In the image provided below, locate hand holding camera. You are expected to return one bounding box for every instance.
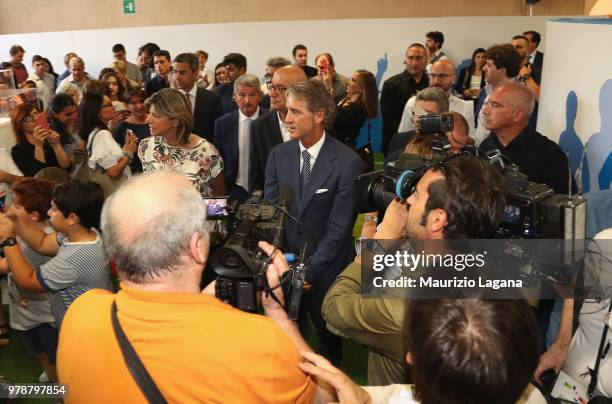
[32,126,49,147]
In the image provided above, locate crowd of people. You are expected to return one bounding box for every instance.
[0,28,609,403]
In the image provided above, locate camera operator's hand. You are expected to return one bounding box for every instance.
[299,351,371,404]
[259,241,290,314]
[374,198,408,240]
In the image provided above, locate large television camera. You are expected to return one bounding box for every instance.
[209,186,307,320]
[354,114,585,241]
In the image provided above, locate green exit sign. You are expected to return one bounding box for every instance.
[123,0,135,14]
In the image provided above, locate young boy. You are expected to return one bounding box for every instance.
[0,180,113,329]
[0,178,58,381]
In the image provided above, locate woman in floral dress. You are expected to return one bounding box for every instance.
[138,88,225,196]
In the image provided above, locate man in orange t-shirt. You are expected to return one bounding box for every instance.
[57,171,325,403]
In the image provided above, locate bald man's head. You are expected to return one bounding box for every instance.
[269,65,307,111]
[101,171,209,283]
[482,82,535,132]
[496,82,535,120]
[430,60,457,93]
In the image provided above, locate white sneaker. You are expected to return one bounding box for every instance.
[38,371,50,383]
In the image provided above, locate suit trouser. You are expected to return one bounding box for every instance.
[297,278,343,366]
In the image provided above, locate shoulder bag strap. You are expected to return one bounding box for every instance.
[111,301,168,404]
[87,129,102,158]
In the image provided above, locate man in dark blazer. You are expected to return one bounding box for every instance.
[214,74,267,203]
[216,53,247,115]
[250,65,307,192]
[523,30,544,70]
[380,43,429,156]
[173,53,222,144]
[264,80,363,366]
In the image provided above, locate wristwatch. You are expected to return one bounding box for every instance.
[0,237,17,248]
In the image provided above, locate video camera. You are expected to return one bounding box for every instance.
[354,114,585,241]
[208,186,307,320]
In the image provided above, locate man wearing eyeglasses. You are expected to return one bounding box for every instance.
[397,60,475,137]
[249,66,307,193]
[480,82,574,195]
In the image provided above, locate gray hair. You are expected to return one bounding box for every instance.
[174,52,199,72]
[266,56,292,68]
[416,87,449,113]
[101,171,209,284]
[233,74,261,93]
[499,81,535,121]
[287,79,336,129]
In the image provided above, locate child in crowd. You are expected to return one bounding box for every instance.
[0,178,58,382]
[0,180,113,329]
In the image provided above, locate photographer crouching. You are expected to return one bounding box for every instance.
[57,171,333,403]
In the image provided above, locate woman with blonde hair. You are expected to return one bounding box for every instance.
[138,88,225,196]
[111,60,138,95]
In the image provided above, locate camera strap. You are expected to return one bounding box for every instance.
[111,301,168,404]
[587,298,612,399]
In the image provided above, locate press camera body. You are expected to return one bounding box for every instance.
[354,113,585,241]
[209,189,306,320]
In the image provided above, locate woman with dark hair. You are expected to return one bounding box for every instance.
[100,71,127,111]
[454,48,486,103]
[333,69,378,148]
[42,58,58,83]
[47,93,78,156]
[209,63,228,91]
[77,93,138,184]
[113,88,150,173]
[10,103,70,176]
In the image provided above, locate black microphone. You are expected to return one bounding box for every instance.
[273,185,293,248]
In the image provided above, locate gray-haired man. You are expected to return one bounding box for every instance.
[214,74,268,203]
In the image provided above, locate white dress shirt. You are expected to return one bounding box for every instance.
[236,107,260,189]
[180,85,198,115]
[28,72,55,111]
[397,94,475,137]
[299,132,326,173]
[277,111,292,142]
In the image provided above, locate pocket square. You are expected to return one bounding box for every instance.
[315,188,328,194]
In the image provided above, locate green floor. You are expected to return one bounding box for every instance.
[0,152,383,397]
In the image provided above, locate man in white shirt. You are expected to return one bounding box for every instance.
[474,44,522,145]
[425,31,449,73]
[28,55,55,111]
[55,57,91,98]
[214,74,266,203]
[112,43,142,83]
[172,53,222,144]
[398,60,474,137]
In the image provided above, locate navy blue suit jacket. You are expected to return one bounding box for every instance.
[213,108,268,191]
[264,135,363,285]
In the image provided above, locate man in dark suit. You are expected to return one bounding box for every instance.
[523,30,544,70]
[216,53,247,115]
[249,65,307,192]
[264,79,363,366]
[380,43,429,155]
[173,53,222,144]
[214,74,267,203]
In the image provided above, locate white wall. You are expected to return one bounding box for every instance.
[0,16,553,82]
[538,18,612,192]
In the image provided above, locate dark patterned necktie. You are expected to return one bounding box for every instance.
[300,150,311,195]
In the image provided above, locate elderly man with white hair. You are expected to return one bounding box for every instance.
[57,171,330,404]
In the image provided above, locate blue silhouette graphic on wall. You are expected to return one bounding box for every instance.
[559,91,590,192]
[584,79,612,191]
[355,53,388,153]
